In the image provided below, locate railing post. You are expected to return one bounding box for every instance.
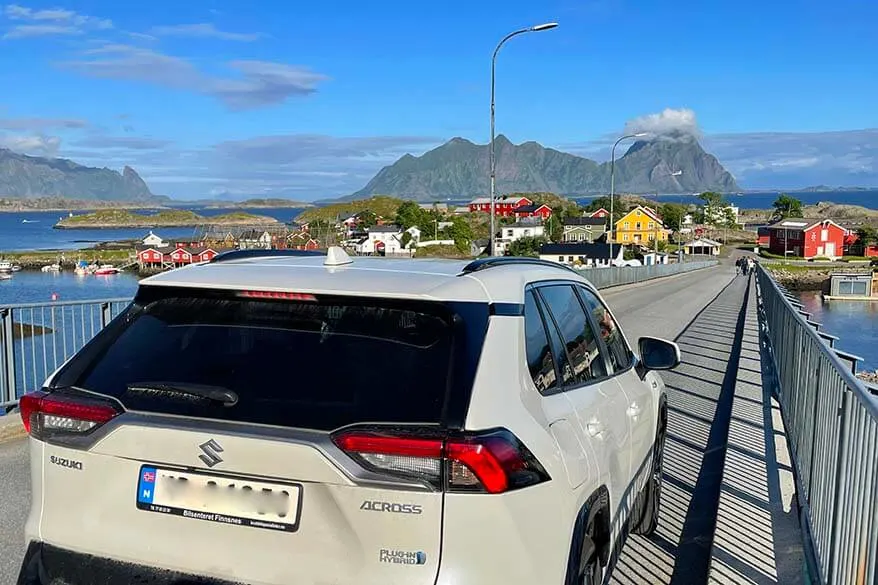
[100,302,112,329]
[1,308,15,405]
[827,390,851,583]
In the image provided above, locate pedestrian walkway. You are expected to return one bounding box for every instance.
[609,276,805,584]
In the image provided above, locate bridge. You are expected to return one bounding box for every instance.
[0,260,876,585]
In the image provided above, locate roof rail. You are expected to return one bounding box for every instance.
[209,249,325,264]
[459,256,580,275]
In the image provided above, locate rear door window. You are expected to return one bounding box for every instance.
[63,290,465,431]
[576,287,632,373]
[523,290,558,394]
[537,285,608,385]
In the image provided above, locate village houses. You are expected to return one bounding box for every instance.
[562,217,607,243]
[613,205,670,244]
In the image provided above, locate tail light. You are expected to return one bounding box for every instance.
[332,428,550,494]
[19,390,121,443]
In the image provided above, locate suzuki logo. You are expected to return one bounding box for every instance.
[198,439,224,467]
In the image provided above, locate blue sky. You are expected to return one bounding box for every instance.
[0,0,876,199]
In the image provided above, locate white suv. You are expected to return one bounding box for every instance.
[17,247,678,585]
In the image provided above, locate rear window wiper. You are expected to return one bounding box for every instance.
[125,382,239,407]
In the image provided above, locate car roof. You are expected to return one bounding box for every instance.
[138,250,595,304]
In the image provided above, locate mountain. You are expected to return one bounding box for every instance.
[349,134,739,201]
[0,149,158,201]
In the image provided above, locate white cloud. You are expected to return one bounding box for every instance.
[150,23,263,42]
[2,3,112,38]
[62,44,328,110]
[624,107,701,139]
[0,116,87,130]
[0,133,61,156]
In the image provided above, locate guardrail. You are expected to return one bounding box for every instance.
[0,298,130,408]
[0,259,718,408]
[582,259,718,289]
[756,265,878,585]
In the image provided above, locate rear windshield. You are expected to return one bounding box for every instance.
[60,289,468,431]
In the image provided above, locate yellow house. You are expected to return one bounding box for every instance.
[613,205,670,244]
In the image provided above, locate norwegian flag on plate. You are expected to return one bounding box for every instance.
[142,470,156,483]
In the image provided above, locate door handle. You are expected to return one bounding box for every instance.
[627,403,641,417]
[586,421,604,437]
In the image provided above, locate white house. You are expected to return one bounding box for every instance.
[141,231,167,248]
[683,238,722,256]
[704,204,741,226]
[404,226,422,248]
[494,222,545,255]
[353,225,406,255]
[238,230,272,250]
[538,243,625,268]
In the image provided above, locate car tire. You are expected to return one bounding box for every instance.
[582,551,602,585]
[633,423,666,536]
[580,517,603,585]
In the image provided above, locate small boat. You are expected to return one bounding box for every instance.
[94,264,120,275]
[41,263,61,273]
[21,219,39,223]
[11,265,21,272]
[0,261,12,273]
[0,273,11,280]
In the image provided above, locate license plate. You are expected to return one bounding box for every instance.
[136,466,302,532]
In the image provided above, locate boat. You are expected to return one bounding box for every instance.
[94,264,121,275]
[0,273,11,280]
[0,261,12,273]
[41,263,61,273]
[11,265,21,271]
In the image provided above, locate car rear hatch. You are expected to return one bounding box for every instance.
[23,286,492,585]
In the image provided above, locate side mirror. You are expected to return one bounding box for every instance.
[638,336,681,370]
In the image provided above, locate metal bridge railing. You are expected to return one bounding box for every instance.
[756,265,878,585]
[582,259,718,289]
[0,260,718,408]
[0,298,131,408]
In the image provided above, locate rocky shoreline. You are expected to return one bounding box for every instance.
[857,370,878,388]
[764,268,832,291]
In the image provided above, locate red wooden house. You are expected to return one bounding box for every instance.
[468,196,532,217]
[590,208,610,219]
[767,219,846,259]
[513,203,552,220]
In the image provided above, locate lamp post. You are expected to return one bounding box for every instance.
[608,132,648,243]
[489,22,558,256]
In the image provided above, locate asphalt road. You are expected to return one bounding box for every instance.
[0,439,29,584]
[0,263,734,584]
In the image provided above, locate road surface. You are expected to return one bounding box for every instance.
[0,263,737,584]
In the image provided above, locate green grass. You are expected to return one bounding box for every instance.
[294,196,407,223]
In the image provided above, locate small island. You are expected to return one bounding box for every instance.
[54,209,281,229]
[204,198,314,209]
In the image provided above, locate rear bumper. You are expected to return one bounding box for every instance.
[17,541,244,585]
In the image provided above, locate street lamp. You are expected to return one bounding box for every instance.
[489,22,558,256]
[608,132,648,243]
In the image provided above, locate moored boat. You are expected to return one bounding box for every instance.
[94,264,121,275]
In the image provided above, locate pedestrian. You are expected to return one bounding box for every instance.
[735,257,742,276]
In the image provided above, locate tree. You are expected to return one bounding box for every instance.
[358,210,378,228]
[772,194,804,220]
[584,196,612,213]
[508,236,547,257]
[400,231,413,248]
[446,217,473,254]
[721,206,740,230]
[395,201,426,229]
[698,192,725,227]
[659,203,686,233]
[856,226,878,254]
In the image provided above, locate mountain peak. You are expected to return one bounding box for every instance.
[347,135,739,201]
[0,152,157,201]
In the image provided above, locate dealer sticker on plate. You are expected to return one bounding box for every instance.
[136,466,302,532]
